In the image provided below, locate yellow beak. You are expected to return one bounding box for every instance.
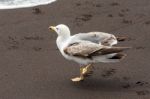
[49,26,55,31]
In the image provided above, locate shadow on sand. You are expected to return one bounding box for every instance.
[70,78,130,92]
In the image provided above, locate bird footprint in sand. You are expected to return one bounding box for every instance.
[135,81,149,86]
[101,68,116,78]
[75,14,93,26]
[122,19,133,24]
[110,2,120,6]
[32,8,42,14]
[136,90,150,95]
[7,36,19,50]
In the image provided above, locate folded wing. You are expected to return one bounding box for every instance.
[64,41,129,59]
[72,32,118,46]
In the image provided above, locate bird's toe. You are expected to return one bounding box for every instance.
[71,77,84,82]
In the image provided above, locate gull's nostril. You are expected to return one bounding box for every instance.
[49,26,56,31]
[49,27,52,30]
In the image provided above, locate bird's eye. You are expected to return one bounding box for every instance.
[56,28,59,30]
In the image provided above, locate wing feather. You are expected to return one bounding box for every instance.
[72,32,117,46]
[90,47,130,56]
[64,41,130,58]
[64,41,102,57]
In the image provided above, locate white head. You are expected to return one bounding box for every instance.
[49,24,71,37]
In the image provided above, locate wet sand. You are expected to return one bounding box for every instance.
[0,0,150,99]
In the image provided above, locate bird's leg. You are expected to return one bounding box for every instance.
[71,64,93,82]
[80,64,94,77]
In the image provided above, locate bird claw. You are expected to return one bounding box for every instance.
[71,64,94,82]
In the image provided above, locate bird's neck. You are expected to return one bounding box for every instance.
[56,35,70,50]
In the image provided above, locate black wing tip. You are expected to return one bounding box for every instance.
[116,36,128,41]
[109,53,127,60]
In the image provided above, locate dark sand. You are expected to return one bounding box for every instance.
[0,0,150,99]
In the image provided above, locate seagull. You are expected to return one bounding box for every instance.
[49,24,129,82]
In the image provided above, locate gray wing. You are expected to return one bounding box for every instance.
[71,32,117,46]
[64,41,102,57]
[64,41,129,58]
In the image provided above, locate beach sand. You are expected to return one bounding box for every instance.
[0,0,150,98]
